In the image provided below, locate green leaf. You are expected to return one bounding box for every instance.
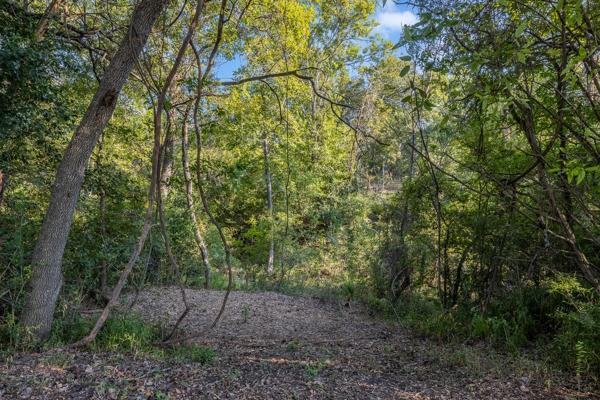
[423,100,434,110]
[515,21,527,37]
[400,65,410,77]
[576,169,586,185]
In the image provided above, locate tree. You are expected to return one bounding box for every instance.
[21,0,169,340]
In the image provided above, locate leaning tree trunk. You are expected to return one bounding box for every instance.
[34,0,63,41]
[21,0,168,341]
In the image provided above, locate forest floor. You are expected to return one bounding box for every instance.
[1,287,597,399]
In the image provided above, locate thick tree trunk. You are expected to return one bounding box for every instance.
[21,0,168,340]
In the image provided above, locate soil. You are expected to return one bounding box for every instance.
[1,287,598,399]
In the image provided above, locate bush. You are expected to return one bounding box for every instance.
[548,276,600,379]
[0,311,31,352]
[472,287,560,351]
[92,314,161,353]
[385,293,465,341]
[373,275,600,381]
[553,303,600,379]
[48,310,95,346]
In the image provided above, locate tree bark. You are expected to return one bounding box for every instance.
[73,0,206,347]
[160,129,174,198]
[34,0,63,41]
[0,170,6,207]
[181,115,212,287]
[21,0,168,340]
[262,137,275,275]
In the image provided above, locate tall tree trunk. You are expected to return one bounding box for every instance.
[73,0,206,347]
[262,137,275,275]
[181,115,212,287]
[96,133,109,301]
[160,129,174,199]
[0,169,6,207]
[21,0,168,340]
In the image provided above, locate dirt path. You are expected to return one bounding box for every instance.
[1,287,596,399]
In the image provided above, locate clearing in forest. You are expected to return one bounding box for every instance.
[1,287,596,399]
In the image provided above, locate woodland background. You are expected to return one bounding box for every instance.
[1,0,600,385]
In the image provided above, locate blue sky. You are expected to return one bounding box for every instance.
[373,2,419,42]
[216,1,419,79]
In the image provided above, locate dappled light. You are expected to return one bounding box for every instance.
[1,0,600,398]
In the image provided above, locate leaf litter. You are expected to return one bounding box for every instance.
[1,287,597,399]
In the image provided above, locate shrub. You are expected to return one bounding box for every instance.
[92,314,160,353]
[48,310,94,346]
[553,304,600,379]
[372,275,600,383]
[548,275,600,379]
[0,311,31,352]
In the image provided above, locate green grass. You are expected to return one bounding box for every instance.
[167,344,215,364]
[1,309,216,366]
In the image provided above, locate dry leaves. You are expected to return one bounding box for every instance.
[1,287,597,399]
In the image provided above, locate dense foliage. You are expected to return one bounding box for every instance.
[1,0,599,383]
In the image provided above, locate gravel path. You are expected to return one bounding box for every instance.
[1,287,597,399]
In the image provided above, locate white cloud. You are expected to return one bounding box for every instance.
[377,10,419,31]
[373,3,419,42]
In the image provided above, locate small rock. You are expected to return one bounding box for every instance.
[108,388,118,399]
[19,387,32,399]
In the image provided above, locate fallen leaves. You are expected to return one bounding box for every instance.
[0,287,597,399]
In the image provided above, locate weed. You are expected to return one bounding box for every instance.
[227,368,241,380]
[304,358,329,379]
[167,344,215,365]
[92,314,159,354]
[40,351,74,369]
[241,305,251,323]
[154,391,170,400]
[305,363,321,378]
[287,338,302,351]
